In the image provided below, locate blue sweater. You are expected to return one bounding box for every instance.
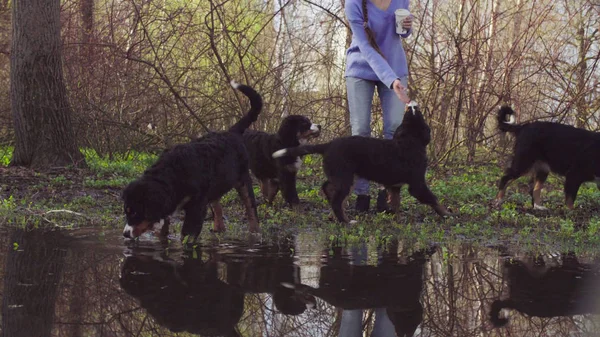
[345,0,411,89]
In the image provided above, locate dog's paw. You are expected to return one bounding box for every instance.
[491,198,503,209]
[445,207,458,217]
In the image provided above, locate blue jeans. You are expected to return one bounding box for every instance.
[346,76,408,195]
[339,244,397,337]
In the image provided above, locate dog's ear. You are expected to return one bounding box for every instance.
[278,115,302,145]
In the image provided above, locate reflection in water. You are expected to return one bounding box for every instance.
[491,252,600,327]
[0,227,600,336]
[289,242,432,337]
[120,254,244,336]
[2,229,69,337]
[218,235,317,316]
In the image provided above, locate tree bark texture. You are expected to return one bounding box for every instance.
[80,0,94,65]
[10,0,85,169]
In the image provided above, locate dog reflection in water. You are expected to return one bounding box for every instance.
[284,243,434,337]
[490,252,600,327]
[120,254,244,336]
[119,243,315,335]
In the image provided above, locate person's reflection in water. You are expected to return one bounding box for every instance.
[289,240,431,337]
[337,242,426,337]
[119,251,244,336]
[221,235,316,316]
[338,243,398,337]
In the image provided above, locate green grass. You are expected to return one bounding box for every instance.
[1,146,600,253]
[82,148,157,178]
[0,146,12,167]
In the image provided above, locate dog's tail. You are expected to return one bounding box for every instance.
[272,143,330,159]
[497,105,521,134]
[228,81,263,134]
[490,299,512,327]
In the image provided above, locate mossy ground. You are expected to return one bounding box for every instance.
[1,146,600,254]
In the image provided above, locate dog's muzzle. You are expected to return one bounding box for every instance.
[123,224,135,238]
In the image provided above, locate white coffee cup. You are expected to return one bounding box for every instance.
[395,9,411,35]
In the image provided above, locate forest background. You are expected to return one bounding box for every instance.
[2,0,598,165]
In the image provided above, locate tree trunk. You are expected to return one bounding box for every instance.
[80,0,94,65]
[10,0,85,169]
[575,21,589,128]
[504,0,523,115]
[2,230,69,337]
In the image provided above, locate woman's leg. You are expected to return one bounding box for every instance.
[346,77,376,199]
[378,76,408,139]
[338,244,369,337]
[371,308,397,337]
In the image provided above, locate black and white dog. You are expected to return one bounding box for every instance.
[122,81,262,241]
[244,115,320,207]
[273,102,453,223]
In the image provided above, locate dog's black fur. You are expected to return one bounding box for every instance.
[496,106,600,210]
[122,81,262,240]
[244,115,321,207]
[120,254,243,336]
[490,253,600,327]
[273,103,452,223]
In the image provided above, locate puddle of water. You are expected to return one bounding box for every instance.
[0,227,599,336]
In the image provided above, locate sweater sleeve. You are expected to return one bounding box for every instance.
[345,1,399,88]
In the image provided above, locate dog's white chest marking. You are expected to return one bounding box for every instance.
[299,138,308,145]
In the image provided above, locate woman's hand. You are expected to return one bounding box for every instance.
[392,79,410,104]
[402,16,413,30]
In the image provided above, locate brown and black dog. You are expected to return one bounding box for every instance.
[122,81,262,241]
[495,106,600,210]
[273,102,452,223]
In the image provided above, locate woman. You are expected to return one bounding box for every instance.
[345,0,412,213]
